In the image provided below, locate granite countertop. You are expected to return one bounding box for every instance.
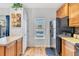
[58,35,79,45]
[0,35,23,46]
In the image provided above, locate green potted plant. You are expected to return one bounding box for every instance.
[11,3,23,10]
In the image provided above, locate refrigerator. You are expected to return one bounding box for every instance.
[56,18,62,55]
[50,20,56,48]
[50,18,62,55]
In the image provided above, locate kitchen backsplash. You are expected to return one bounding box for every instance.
[75,27,79,33]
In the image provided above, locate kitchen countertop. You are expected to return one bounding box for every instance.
[0,35,23,46]
[59,35,79,45]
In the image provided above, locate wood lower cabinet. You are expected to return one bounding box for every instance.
[61,39,65,56]
[0,38,23,56]
[5,41,16,56]
[16,38,22,56]
[61,39,76,56]
[0,46,5,56]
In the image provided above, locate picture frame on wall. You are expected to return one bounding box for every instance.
[11,13,21,27]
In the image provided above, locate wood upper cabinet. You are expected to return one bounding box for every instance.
[69,3,79,27]
[5,41,16,56]
[57,3,79,27]
[56,3,69,18]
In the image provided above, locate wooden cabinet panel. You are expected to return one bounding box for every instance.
[69,3,79,18]
[5,41,16,56]
[16,38,22,56]
[61,39,65,56]
[61,39,76,56]
[57,3,79,27]
[64,41,75,56]
[57,3,68,18]
[69,3,79,27]
[0,46,4,56]
[0,37,23,56]
[61,4,69,17]
[65,46,75,56]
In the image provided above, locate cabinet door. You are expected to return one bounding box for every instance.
[57,3,68,18]
[0,46,4,56]
[61,39,65,56]
[61,39,76,56]
[61,3,69,18]
[69,3,79,27]
[5,41,16,56]
[16,38,22,56]
[64,41,75,56]
[65,46,75,56]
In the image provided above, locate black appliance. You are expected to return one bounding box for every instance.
[50,21,53,38]
[61,16,69,27]
[56,17,62,55]
[61,16,75,37]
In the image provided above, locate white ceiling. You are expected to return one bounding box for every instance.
[0,3,63,16]
[23,3,63,8]
[0,3,63,9]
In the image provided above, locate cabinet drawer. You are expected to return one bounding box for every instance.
[65,41,75,49]
[64,46,75,56]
